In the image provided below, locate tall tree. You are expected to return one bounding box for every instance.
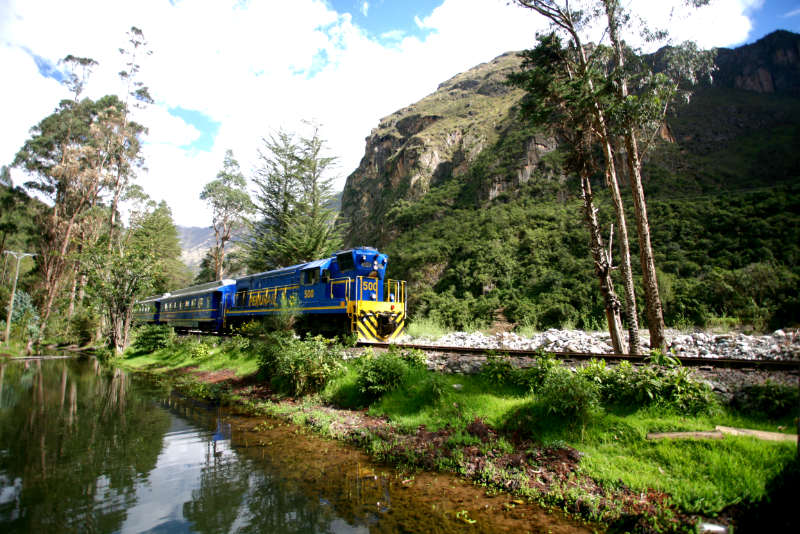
[509,33,628,352]
[246,126,343,270]
[106,26,153,248]
[200,150,254,280]
[84,200,186,354]
[514,0,713,352]
[599,0,714,351]
[272,125,343,264]
[513,0,642,353]
[13,95,139,338]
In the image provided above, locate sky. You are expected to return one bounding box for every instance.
[1,0,798,228]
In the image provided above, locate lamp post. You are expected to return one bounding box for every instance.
[3,251,35,346]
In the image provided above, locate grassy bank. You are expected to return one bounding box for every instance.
[119,326,799,532]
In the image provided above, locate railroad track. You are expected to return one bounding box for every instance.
[358,342,800,371]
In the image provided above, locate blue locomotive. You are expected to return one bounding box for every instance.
[134,247,406,342]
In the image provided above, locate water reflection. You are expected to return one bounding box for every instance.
[0,360,170,532]
[0,361,589,534]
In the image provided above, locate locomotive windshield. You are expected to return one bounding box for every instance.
[336,251,355,271]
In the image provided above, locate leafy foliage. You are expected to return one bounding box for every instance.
[356,349,411,400]
[538,366,601,422]
[257,333,345,396]
[132,324,175,353]
[199,149,254,282]
[246,126,343,271]
[579,359,715,414]
[730,380,799,420]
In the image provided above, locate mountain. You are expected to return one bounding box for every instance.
[340,31,800,331]
[177,226,215,272]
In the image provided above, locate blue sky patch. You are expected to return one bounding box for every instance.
[167,107,220,151]
[25,48,65,82]
[328,0,437,43]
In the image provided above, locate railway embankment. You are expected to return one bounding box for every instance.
[119,327,800,533]
[407,328,799,360]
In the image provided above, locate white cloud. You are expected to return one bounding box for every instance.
[361,2,369,17]
[784,7,800,18]
[1,0,762,227]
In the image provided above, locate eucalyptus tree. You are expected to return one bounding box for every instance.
[201,149,254,281]
[509,33,627,352]
[106,26,153,245]
[514,0,714,351]
[512,0,642,353]
[598,0,714,351]
[13,95,138,337]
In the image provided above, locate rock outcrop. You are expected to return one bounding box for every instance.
[714,30,800,95]
[341,52,561,246]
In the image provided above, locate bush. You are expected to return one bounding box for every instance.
[356,350,410,400]
[258,333,344,396]
[189,340,211,359]
[132,324,175,353]
[481,350,559,392]
[65,307,99,346]
[579,359,715,415]
[731,380,799,419]
[537,366,600,422]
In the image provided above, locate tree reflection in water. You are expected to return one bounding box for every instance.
[0,360,171,533]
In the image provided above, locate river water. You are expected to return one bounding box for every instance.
[0,359,590,533]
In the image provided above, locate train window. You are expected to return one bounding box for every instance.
[191,298,196,308]
[337,252,355,271]
[301,269,319,285]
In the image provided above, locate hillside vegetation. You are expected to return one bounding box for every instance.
[344,32,800,333]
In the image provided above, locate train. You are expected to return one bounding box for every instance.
[133,247,406,342]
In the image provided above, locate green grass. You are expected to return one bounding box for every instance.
[0,339,28,357]
[322,363,798,517]
[121,338,259,377]
[369,371,531,433]
[571,406,796,513]
[404,316,451,339]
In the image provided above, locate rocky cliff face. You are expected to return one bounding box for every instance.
[341,52,563,246]
[341,31,800,248]
[714,30,800,94]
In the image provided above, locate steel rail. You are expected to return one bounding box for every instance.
[357,341,800,371]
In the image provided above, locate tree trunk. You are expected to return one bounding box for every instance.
[67,268,78,318]
[604,0,667,352]
[580,174,627,353]
[600,139,642,354]
[624,136,666,352]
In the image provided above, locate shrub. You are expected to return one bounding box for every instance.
[189,340,211,359]
[731,380,799,419]
[221,335,250,352]
[481,351,559,392]
[537,366,600,423]
[356,350,409,400]
[480,353,518,386]
[580,359,715,415]
[66,307,99,346]
[258,333,344,396]
[132,324,175,353]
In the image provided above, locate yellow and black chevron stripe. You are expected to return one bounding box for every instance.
[355,311,405,342]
